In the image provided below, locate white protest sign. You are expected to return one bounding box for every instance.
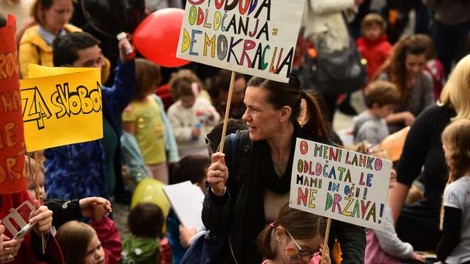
[177,0,305,83]
[289,138,392,230]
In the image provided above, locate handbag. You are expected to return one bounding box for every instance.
[304,38,368,96]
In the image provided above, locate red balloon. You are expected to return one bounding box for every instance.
[133,8,190,68]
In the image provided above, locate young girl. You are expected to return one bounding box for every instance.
[167,69,220,157]
[436,119,470,263]
[362,144,425,264]
[257,203,330,264]
[122,58,179,183]
[56,214,121,264]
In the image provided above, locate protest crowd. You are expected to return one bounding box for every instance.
[0,0,469,263]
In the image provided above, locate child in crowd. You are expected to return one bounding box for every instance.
[26,154,113,230]
[122,58,178,184]
[122,202,165,264]
[257,203,329,264]
[56,217,121,264]
[167,69,220,157]
[436,119,470,263]
[362,143,425,264]
[167,154,211,263]
[415,34,445,100]
[353,81,400,145]
[356,13,392,82]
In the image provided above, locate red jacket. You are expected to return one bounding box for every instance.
[91,217,122,264]
[356,35,392,81]
[1,190,64,264]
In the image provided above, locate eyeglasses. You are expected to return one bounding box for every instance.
[284,228,320,260]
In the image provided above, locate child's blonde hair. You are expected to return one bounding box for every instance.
[361,13,387,34]
[441,119,470,183]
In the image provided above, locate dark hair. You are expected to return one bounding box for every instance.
[128,202,164,239]
[0,13,6,27]
[134,58,162,101]
[247,75,329,138]
[207,69,245,100]
[375,35,427,99]
[414,34,437,60]
[52,31,100,67]
[56,221,96,264]
[258,203,327,259]
[170,154,211,185]
[206,119,248,152]
[441,119,470,183]
[365,80,400,107]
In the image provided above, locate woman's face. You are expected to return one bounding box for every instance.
[242,86,281,141]
[43,0,73,34]
[405,53,426,77]
[85,232,105,264]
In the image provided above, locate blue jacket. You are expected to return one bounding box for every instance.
[45,61,136,199]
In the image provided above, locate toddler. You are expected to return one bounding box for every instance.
[167,69,220,157]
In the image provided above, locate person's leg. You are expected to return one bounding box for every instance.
[318,93,337,124]
[395,213,442,251]
[432,20,455,76]
[453,21,470,68]
[146,162,169,184]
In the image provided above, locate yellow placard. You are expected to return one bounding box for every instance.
[20,65,103,152]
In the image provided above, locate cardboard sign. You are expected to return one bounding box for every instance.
[20,65,103,152]
[177,0,305,83]
[162,181,205,231]
[0,14,27,194]
[289,139,392,230]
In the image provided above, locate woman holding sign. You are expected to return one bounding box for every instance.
[203,76,365,264]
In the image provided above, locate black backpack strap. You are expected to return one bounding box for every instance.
[227,130,251,192]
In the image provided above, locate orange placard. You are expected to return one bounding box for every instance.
[0,14,27,194]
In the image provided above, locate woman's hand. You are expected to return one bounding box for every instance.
[0,235,23,264]
[207,152,228,196]
[411,251,425,263]
[30,200,52,235]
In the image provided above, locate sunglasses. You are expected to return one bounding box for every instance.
[284,228,320,260]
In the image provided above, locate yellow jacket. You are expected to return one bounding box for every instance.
[18,24,111,82]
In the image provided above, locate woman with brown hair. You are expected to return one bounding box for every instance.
[375,35,434,133]
[204,75,365,264]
